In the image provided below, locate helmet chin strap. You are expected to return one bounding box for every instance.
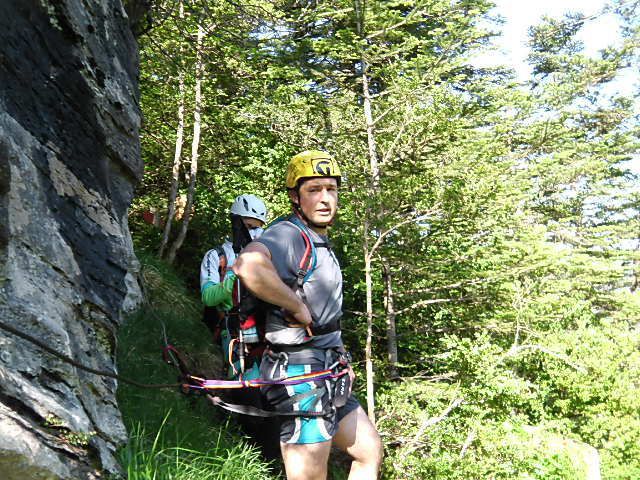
[293,202,321,229]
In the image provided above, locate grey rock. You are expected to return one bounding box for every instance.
[0,0,145,477]
[521,425,601,480]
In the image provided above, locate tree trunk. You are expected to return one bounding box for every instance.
[158,0,185,259]
[361,58,380,189]
[632,239,639,292]
[383,263,399,379]
[363,226,376,422]
[167,23,204,264]
[356,0,381,423]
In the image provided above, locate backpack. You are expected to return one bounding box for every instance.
[224,214,327,378]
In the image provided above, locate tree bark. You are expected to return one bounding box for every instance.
[383,263,399,379]
[631,241,639,292]
[361,57,380,189]
[363,222,376,422]
[356,0,380,423]
[158,0,185,259]
[167,23,204,264]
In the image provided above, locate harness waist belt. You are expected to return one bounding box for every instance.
[266,344,347,364]
[310,318,341,336]
[266,345,324,363]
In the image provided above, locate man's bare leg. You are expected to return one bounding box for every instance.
[332,406,383,479]
[281,440,332,480]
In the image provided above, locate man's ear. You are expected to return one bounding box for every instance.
[288,189,299,205]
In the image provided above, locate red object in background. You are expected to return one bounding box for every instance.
[142,211,156,225]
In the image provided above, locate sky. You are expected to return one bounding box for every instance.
[475,0,639,173]
[477,0,627,83]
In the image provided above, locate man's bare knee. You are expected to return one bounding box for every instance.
[351,424,383,469]
[365,431,384,467]
[281,441,331,480]
[333,407,383,476]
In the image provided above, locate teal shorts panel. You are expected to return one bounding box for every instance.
[262,362,361,444]
[283,364,332,444]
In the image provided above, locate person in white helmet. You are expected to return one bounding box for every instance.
[199,194,280,461]
[200,194,268,312]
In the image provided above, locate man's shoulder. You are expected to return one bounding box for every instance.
[257,219,308,254]
[262,218,302,238]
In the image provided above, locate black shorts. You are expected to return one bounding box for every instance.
[260,352,360,444]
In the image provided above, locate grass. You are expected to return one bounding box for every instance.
[119,417,273,480]
[115,251,278,479]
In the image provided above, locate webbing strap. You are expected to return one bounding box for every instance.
[208,396,330,418]
[185,368,346,391]
[288,214,317,285]
[276,385,325,412]
[207,382,331,418]
[310,320,341,336]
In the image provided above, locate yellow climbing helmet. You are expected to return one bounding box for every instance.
[285,150,342,189]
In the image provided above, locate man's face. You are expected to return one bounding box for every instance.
[293,177,338,228]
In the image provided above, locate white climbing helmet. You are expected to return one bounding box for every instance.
[230,194,267,223]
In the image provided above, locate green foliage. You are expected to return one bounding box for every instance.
[376,380,592,479]
[43,414,96,448]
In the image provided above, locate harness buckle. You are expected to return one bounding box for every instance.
[296,268,307,278]
[267,350,289,381]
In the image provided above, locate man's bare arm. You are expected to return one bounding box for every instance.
[232,242,312,327]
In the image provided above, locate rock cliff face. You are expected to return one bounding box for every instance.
[0,1,144,478]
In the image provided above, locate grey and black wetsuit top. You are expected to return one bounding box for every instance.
[255,218,343,350]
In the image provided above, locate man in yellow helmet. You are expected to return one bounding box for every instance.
[233,150,382,479]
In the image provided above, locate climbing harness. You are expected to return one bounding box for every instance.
[189,213,349,417]
[163,318,351,416]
